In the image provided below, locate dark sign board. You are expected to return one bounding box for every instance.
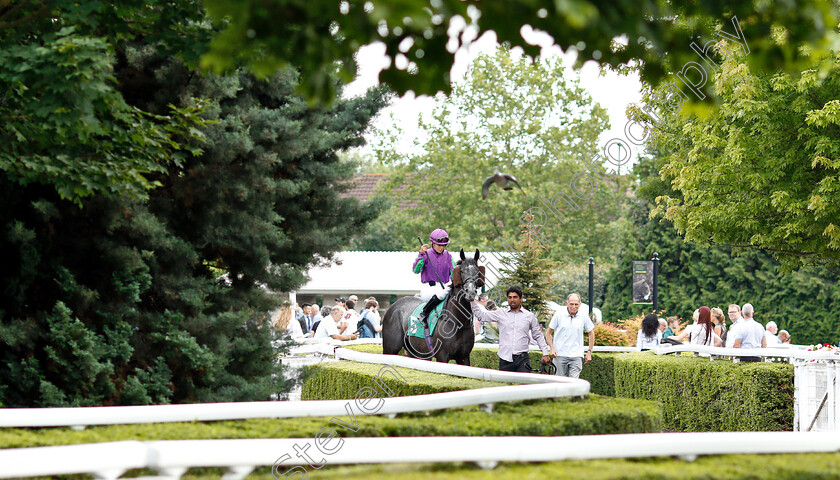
[632,261,654,304]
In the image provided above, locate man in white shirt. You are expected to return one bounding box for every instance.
[765,321,782,344]
[339,299,360,335]
[732,303,766,362]
[725,304,743,348]
[546,293,595,378]
[314,306,359,341]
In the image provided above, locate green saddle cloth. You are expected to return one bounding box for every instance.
[407,297,447,338]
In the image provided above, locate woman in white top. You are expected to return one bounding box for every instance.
[635,313,661,350]
[667,306,722,346]
[272,302,305,341]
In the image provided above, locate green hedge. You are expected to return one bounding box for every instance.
[614,352,794,431]
[301,361,509,400]
[344,345,617,396]
[174,453,840,479]
[302,360,660,437]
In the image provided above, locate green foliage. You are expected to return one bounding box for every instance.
[580,353,621,397]
[199,0,840,106]
[602,154,840,345]
[614,353,793,431]
[0,22,388,405]
[369,47,629,265]
[227,453,840,480]
[302,361,508,400]
[486,214,561,323]
[302,359,661,435]
[648,50,840,268]
[0,4,212,203]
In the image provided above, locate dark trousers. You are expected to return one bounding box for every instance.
[500,352,531,372]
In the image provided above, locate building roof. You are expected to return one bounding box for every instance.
[294,251,513,295]
[338,173,417,210]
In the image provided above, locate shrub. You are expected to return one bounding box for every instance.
[614,352,793,431]
[303,360,661,437]
[593,323,632,346]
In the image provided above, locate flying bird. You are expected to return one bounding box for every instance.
[481,170,524,200]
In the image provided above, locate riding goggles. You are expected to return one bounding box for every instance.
[432,236,449,244]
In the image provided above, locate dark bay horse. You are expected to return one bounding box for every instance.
[382,249,484,365]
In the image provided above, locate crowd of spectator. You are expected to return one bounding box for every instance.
[271,294,383,342]
[636,303,794,360]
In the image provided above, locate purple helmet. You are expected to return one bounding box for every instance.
[430,228,450,245]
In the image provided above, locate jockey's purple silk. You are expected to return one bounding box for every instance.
[412,248,452,284]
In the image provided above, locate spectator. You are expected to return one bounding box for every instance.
[711,307,727,346]
[667,306,722,346]
[636,314,661,350]
[725,304,743,348]
[662,316,679,339]
[313,306,359,341]
[334,297,346,308]
[311,306,331,337]
[765,321,782,344]
[658,318,667,336]
[311,303,322,326]
[731,303,766,362]
[299,303,315,333]
[357,300,382,338]
[347,295,359,310]
[485,300,498,310]
[272,301,305,341]
[338,299,360,335]
[778,330,791,344]
[471,285,552,372]
[546,293,595,378]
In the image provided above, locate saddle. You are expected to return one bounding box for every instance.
[407,295,450,339]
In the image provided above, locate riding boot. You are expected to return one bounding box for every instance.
[418,295,443,329]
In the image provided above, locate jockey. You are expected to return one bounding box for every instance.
[412,228,456,329]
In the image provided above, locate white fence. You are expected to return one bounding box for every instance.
[794,358,840,432]
[4,432,840,480]
[4,341,840,479]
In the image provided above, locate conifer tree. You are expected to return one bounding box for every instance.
[490,213,560,323]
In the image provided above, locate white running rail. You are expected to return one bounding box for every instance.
[0,346,587,428]
[3,432,840,480]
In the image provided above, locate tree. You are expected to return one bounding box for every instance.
[0,6,387,406]
[488,213,560,324]
[199,0,839,103]
[0,1,213,203]
[601,155,840,345]
[646,49,840,268]
[371,46,629,264]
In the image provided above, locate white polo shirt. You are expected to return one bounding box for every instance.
[732,317,765,348]
[314,316,340,339]
[548,307,594,358]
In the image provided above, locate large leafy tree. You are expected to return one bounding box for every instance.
[371,46,629,264]
[648,49,840,268]
[0,4,386,406]
[602,155,840,346]
[200,0,839,103]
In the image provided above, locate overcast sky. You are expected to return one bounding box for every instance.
[344,23,646,170]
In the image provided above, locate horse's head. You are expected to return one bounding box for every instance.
[454,248,484,300]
